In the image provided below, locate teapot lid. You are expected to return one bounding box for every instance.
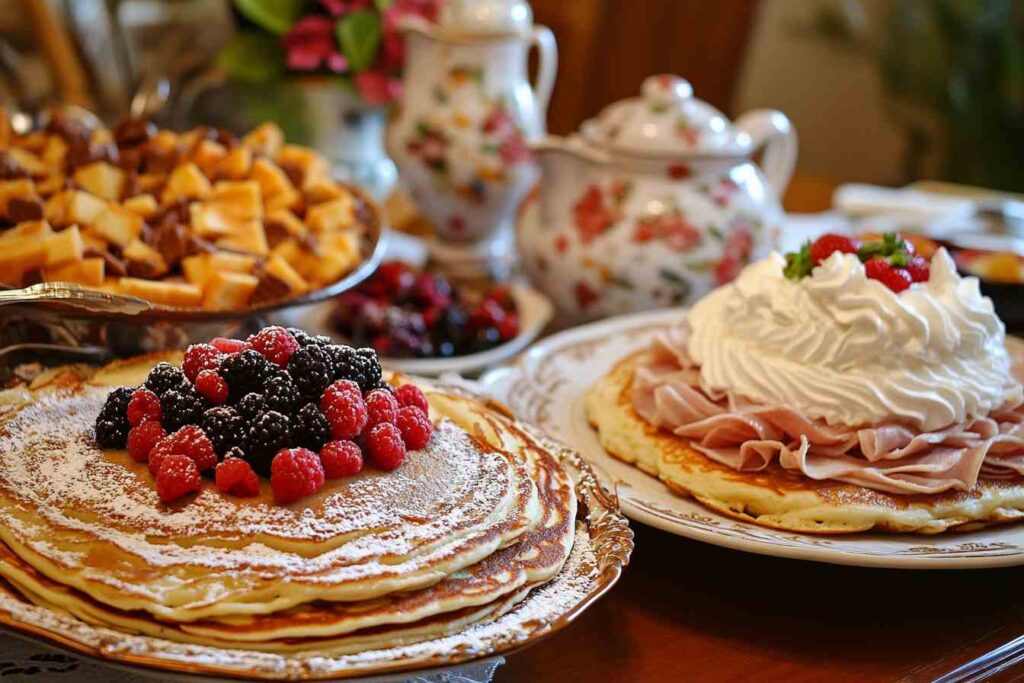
[435,0,533,35]
[580,75,753,156]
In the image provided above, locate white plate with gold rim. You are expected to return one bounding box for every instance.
[478,307,1024,569]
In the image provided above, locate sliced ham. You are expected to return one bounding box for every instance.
[632,329,1024,495]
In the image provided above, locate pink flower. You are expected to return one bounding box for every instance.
[283,16,348,73]
[714,229,753,285]
[573,186,617,245]
[321,0,371,16]
[355,70,402,105]
[632,214,700,252]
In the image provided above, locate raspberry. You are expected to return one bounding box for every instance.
[287,344,333,400]
[320,440,364,478]
[211,337,249,355]
[126,388,162,427]
[292,403,331,451]
[809,234,859,265]
[865,258,912,293]
[364,423,406,470]
[321,379,361,408]
[156,453,201,502]
[148,435,176,475]
[94,386,133,448]
[202,406,246,456]
[394,384,429,414]
[182,343,223,382]
[271,448,325,503]
[127,420,166,463]
[248,326,299,368]
[905,254,930,283]
[145,362,187,397]
[219,350,274,402]
[160,385,207,432]
[195,370,228,405]
[321,388,368,440]
[164,425,217,471]
[396,406,432,450]
[237,393,267,420]
[215,458,260,497]
[365,389,398,428]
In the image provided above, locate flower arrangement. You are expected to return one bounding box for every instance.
[220,0,440,105]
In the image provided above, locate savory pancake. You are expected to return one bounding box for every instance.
[0,355,543,621]
[588,351,1024,534]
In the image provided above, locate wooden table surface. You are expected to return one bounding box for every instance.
[498,524,1024,682]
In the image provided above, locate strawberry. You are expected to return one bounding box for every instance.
[865,258,911,292]
[905,255,930,283]
[809,234,859,265]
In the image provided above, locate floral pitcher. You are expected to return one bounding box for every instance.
[387,0,556,277]
[518,75,797,323]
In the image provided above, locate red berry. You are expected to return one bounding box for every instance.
[182,343,223,382]
[215,457,260,497]
[809,233,859,265]
[248,326,299,368]
[321,386,368,439]
[210,337,249,355]
[161,425,217,472]
[396,406,433,450]
[471,299,507,328]
[321,379,361,407]
[195,369,228,405]
[365,389,398,428]
[126,388,162,427]
[320,440,364,478]
[865,258,912,293]
[156,453,202,502]
[374,262,415,297]
[364,422,406,470]
[271,448,325,503]
[905,255,930,283]
[148,434,176,475]
[127,420,166,463]
[394,385,429,414]
[497,313,519,341]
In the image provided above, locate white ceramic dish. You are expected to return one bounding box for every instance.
[273,283,553,377]
[478,308,1024,569]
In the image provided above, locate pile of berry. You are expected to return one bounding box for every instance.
[330,261,519,358]
[784,232,930,292]
[93,327,433,504]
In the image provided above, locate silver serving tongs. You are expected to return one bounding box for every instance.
[0,282,153,315]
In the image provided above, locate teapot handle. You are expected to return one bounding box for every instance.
[734,109,798,199]
[530,26,558,125]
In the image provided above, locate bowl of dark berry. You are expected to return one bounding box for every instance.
[280,262,552,376]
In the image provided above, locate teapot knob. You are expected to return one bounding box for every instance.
[641,75,693,102]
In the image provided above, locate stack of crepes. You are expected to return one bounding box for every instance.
[588,248,1024,533]
[0,355,575,653]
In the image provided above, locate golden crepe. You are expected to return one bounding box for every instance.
[588,351,1024,534]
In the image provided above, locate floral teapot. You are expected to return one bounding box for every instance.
[518,74,797,322]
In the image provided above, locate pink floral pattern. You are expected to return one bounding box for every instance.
[714,226,754,285]
[572,182,631,245]
[632,212,701,252]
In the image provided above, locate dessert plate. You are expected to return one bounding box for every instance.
[275,283,553,377]
[478,308,1024,569]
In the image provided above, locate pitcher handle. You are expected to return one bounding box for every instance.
[530,25,558,125]
[733,109,798,198]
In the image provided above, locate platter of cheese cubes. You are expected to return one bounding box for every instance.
[0,109,384,320]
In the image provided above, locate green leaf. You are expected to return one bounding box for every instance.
[373,0,393,10]
[234,0,305,35]
[218,31,285,83]
[783,240,814,280]
[336,10,382,73]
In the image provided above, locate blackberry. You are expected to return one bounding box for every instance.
[144,362,187,397]
[161,386,207,431]
[292,403,330,451]
[324,343,355,381]
[243,410,290,475]
[202,406,246,456]
[94,386,133,448]
[334,347,383,393]
[287,327,331,348]
[264,372,301,415]
[287,344,332,401]
[219,350,273,401]
[237,393,267,420]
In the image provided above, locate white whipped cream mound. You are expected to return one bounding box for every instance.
[686,248,1014,431]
